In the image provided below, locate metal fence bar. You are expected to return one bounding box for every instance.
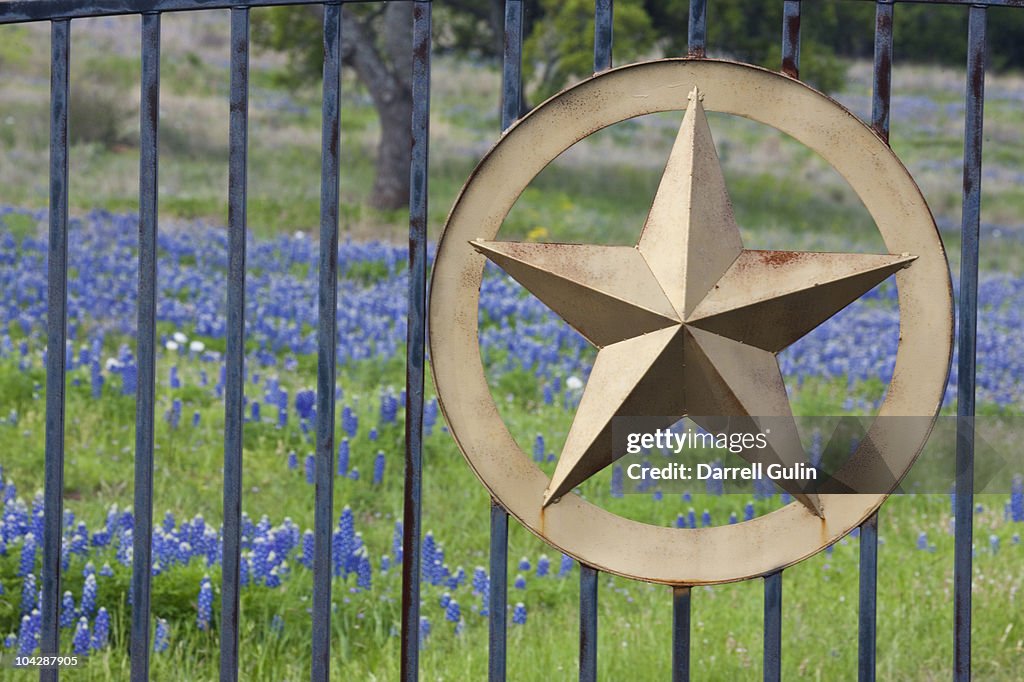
[0,0,376,26]
[954,5,986,680]
[763,572,783,682]
[579,565,599,682]
[501,0,523,131]
[220,8,249,681]
[486,4,523,679]
[688,0,707,57]
[594,0,613,72]
[129,12,160,681]
[311,5,342,681]
[672,586,691,682]
[488,502,509,681]
[871,0,894,140]
[40,17,70,681]
[858,512,879,682]
[782,0,801,78]
[400,2,431,680]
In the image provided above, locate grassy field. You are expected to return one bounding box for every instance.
[0,12,1023,681]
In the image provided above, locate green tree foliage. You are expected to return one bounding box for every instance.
[523,0,655,102]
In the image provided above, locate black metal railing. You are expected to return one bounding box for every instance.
[0,0,1001,679]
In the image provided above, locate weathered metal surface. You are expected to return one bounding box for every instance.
[130,13,160,682]
[672,586,691,682]
[594,0,613,72]
[429,59,953,585]
[400,3,431,681]
[579,565,599,682]
[955,6,987,680]
[764,572,783,682]
[41,18,70,682]
[488,501,509,682]
[687,0,706,57]
[220,8,249,681]
[312,5,342,681]
[871,1,894,140]
[782,0,801,78]
[858,512,879,682]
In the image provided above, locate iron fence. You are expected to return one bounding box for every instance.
[0,0,1005,679]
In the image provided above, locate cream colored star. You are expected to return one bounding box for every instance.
[472,88,914,517]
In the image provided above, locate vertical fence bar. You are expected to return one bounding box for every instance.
[130,13,160,681]
[311,5,342,681]
[40,18,70,680]
[688,0,706,57]
[487,3,523,679]
[579,565,599,682]
[594,0,613,72]
[502,0,523,131]
[858,513,879,682]
[763,572,782,682]
[488,502,509,681]
[400,2,431,680]
[955,6,986,681]
[219,8,249,682]
[859,9,892,678]
[871,0,894,141]
[781,0,801,78]
[672,587,691,682]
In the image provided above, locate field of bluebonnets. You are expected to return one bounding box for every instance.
[1,13,1023,681]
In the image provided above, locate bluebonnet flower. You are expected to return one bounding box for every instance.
[990,534,1000,554]
[518,556,531,572]
[21,573,36,614]
[17,610,40,655]
[349,468,360,481]
[337,438,350,477]
[299,530,314,568]
[305,455,315,484]
[687,508,697,528]
[368,428,378,442]
[357,553,372,591]
[1013,534,1020,545]
[197,576,213,630]
[419,616,430,643]
[373,451,385,485]
[439,592,451,608]
[169,366,180,389]
[536,555,550,577]
[73,617,91,656]
[542,384,554,405]
[1011,475,1023,522]
[295,389,315,421]
[729,512,738,524]
[270,614,284,635]
[701,510,712,527]
[167,399,181,429]
[99,563,114,577]
[424,398,438,435]
[512,602,527,625]
[380,392,398,424]
[675,514,687,529]
[472,566,488,596]
[744,502,756,522]
[380,555,391,573]
[342,405,358,438]
[287,452,298,470]
[18,532,36,577]
[445,599,462,631]
[514,574,526,590]
[917,532,929,551]
[154,618,169,653]
[392,521,403,564]
[610,466,624,498]
[250,401,260,422]
[91,607,109,650]
[558,554,574,578]
[533,434,545,463]
[60,591,76,628]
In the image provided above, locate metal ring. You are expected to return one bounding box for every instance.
[429,59,953,585]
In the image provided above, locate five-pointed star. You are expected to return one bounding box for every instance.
[472,87,915,517]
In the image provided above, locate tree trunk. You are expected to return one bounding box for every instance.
[341,4,413,211]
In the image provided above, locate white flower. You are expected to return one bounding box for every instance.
[104,358,121,371]
[172,331,188,344]
[189,340,205,353]
[165,340,179,352]
[566,376,583,391]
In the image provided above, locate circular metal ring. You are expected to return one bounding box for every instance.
[429,59,953,585]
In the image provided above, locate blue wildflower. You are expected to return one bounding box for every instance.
[373,451,385,485]
[153,617,169,653]
[91,607,109,650]
[197,576,213,630]
[72,617,90,656]
[512,602,527,625]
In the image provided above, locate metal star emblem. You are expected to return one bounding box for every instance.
[471,87,915,517]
